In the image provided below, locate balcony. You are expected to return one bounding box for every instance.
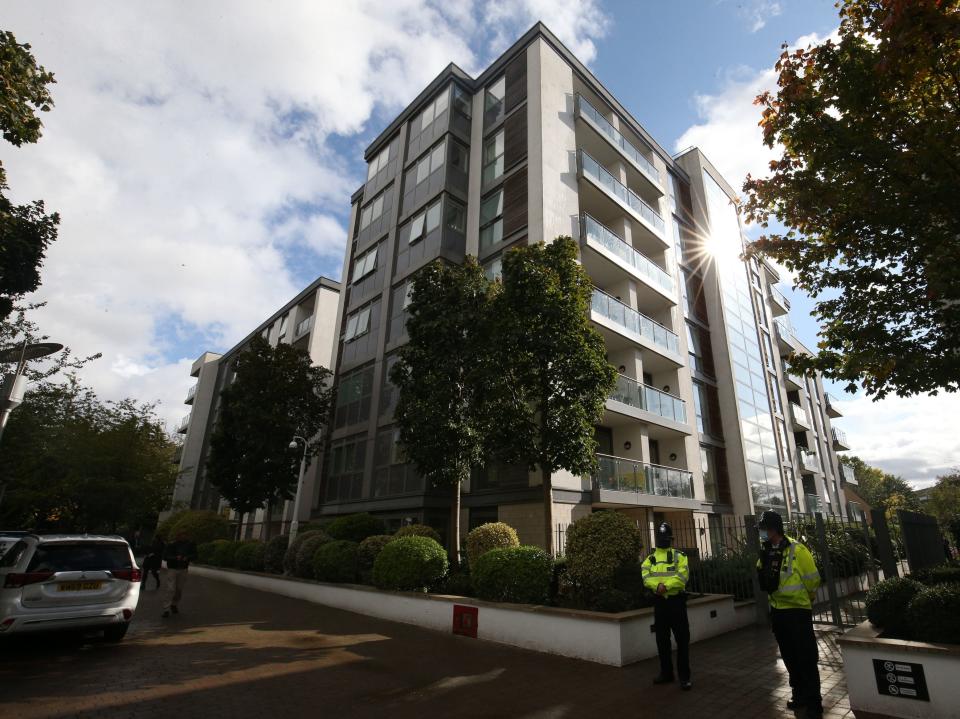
[580,214,675,307]
[799,449,820,475]
[590,289,682,371]
[774,319,799,356]
[825,393,842,418]
[295,315,313,338]
[805,493,823,514]
[172,445,184,465]
[185,384,197,405]
[579,151,666,248]
[831,426,850,451]
[838,462,858,486]
[789,402,810,431]
[784,372,804,392]
[177,415,190,434]
[769,286,790,316]
[575,95,662,196]
[593,453,695,503]
[606,374,689,436]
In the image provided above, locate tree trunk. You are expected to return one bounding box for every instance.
[542,464,554,556]
[449,480,462,569]
[236,512,245,541]
[263,502,271,541]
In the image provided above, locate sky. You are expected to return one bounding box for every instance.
[2,0,957,488]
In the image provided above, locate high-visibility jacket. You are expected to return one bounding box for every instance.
[641,547,689,597]
[757,536,821,610]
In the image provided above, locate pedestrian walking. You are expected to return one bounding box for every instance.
[642,521,691,690]
[142,535,164,589]
[161,530,197,618]
[756,511,823,718]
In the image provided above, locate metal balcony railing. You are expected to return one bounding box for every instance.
[591,288,679,354]
[178,415,190,434]
[582,214,673,293]
[576,95,660,186]
[610,373,686,423]
[825,393,842,418]
[832,426,849,448]
[769,285,791,311]
[580,151,664,235]
[593,453,695,499]
[185,384,197,404]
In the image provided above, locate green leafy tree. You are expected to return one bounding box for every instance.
[390,259,493,565]
[0,302,101,380]
[847,456,921,513]
[206,336,332,537]
[742,1,960,399]
[0,377,177,533]
[0,31,59,318]
[926,471,960,528]
[483,237,616,554]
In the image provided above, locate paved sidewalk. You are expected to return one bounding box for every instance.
[0,573,852,718]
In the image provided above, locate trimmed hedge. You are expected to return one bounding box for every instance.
[688,551,756,601]
[312,540,359,583]
[294,533,331,578]
[358,535,394,572]
[372,536,448,591]
[234,542,266,572]
[326,514,386,543]
[395,524,442,544]
[283,530,327,574]
[909,566,960,587]
[156,510,188,541]
[565,511,642,601]
[907,582,960,644]
[197,541,219,565]
[213,540,243,568]
[264,535,289,574]
[169,510,231,545]
[865,577,924,635]
[465,522,519,568]
[473,546,552,605]
[438,570,474,597]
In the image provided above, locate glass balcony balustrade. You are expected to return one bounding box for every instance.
[593,453,694,499]
[769,285,791,311]
[580,151,664,235]
[610,373,686,423]
[832,426,849,448]
[185,385,197,403]
[582,214,673,294]
[295,315,313,337]
[800,450,819,473]
[805,493,823,514]
[178,415,190,433]
[790,402,809,427]
[591,289,679,354]
[577,95,660,187]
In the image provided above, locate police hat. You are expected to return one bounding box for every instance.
[658,522,673,538]
[758,510,784,535]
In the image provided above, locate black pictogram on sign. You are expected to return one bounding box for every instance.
[872,659,929,701]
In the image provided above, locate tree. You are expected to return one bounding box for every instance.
[390,259,492,565]
[925,471,960,528]
[0,377,177,534]
[482,237,616,554]
[0,31,59,318]
[742,0,960,399]
[206,336,332,537]
[0,302,101,380]
[846,456,921,513]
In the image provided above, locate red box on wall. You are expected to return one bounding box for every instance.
[452,604,478,638]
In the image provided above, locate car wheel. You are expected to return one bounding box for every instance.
[103,623,129,642]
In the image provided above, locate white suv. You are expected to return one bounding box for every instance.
[0,534,142,641]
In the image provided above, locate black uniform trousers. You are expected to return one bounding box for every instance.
[653,594,690,681]
[770,607,821,713]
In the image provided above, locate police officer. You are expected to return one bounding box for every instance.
[642,521,691,690]
[756,511,822,718]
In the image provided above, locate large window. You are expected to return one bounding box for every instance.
[452,84,472,119]
[407,140,446,190]
[479,189,504,251]
[351,244,378,283]
[700,446,719,503]
[326,435,365,501]
[334,364,374,428]
[482,130,504,186]
[412,89,449,135]
[406,198,443,244]
[484,75,505,126]
[358,190,386,232]
[343,305,371,342]
[449,140,469,173]
[366,144,390,181]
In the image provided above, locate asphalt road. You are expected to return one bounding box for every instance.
[0,573,851,718]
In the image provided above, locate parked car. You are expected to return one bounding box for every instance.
[0,532,29,561]
[0,534,141,641]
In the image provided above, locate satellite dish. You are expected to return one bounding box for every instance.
[0,342,64,363]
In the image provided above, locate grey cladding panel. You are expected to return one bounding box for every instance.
[503,169,528,237]
[504,51,527,114]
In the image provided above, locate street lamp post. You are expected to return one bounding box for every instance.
[288,435,308,542]
[0,341,63,445]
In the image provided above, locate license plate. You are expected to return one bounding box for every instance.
[58,581,102,591]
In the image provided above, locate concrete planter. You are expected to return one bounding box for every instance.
[838,620,960,719]
[192,564,742,667]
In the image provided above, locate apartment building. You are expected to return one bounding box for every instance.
[321,23,851,548]
[172,275,341,535]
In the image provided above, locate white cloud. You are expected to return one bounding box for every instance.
[738,1,783,33]
[2,1,608,429]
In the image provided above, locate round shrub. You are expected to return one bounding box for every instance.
[212,540,242,568]
[910,566,960,586]
[234,542,266,572]
[473,546,552,605]
[169,510,231,545]
[197,541,218,565]
[438,571,474,597]
[294,533,331,578]
[395,524,442,544]
[156,510,188,541]
[326,513,386,543]
[907,582,960,644]
[865,577,924,634]
[372,536,448,591]
[312,540,359,583]
[283,530,326,574]
[264,535,289,574]
[565,511,643,601]
[466,522,519,568]
[358,535,394,571]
